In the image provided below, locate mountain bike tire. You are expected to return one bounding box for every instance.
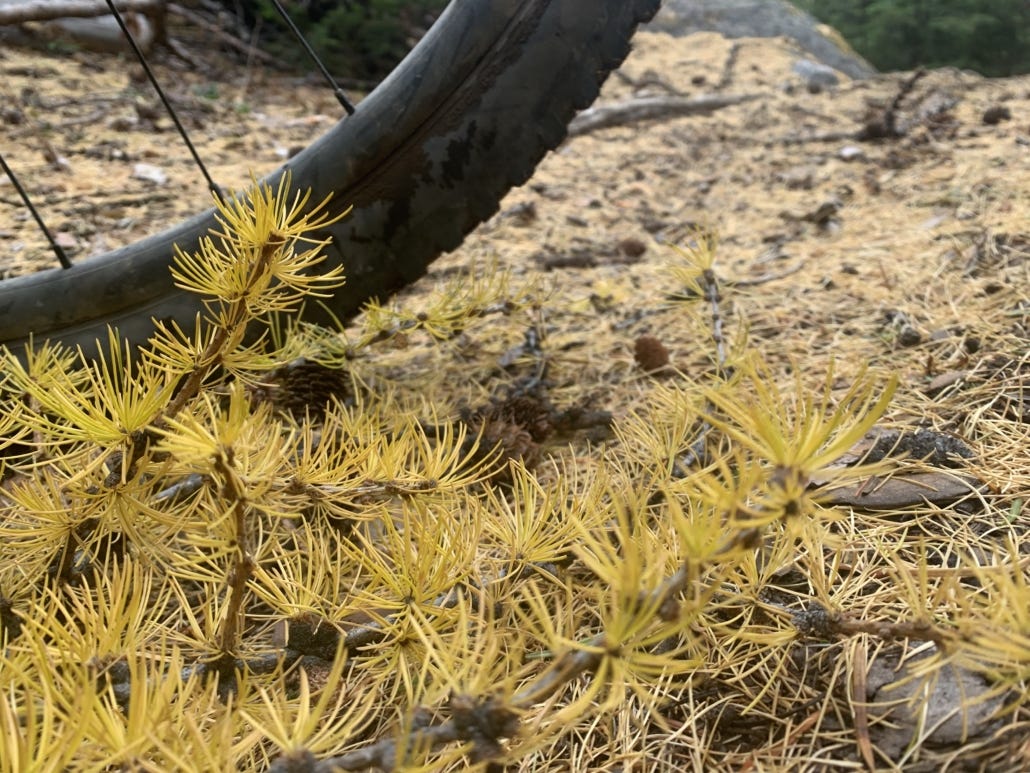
[0,0,660,360]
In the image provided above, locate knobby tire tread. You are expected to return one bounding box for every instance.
[0,0,660,359]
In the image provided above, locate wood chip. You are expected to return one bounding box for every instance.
[823,472,986,510]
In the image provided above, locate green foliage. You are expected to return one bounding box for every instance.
[794,0,1030,76]
[246,0,449,82]
[3,179,1021,769]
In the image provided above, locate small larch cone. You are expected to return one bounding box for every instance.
[634,335,670,372]
[463,393,555,480]
[263,358,352,418]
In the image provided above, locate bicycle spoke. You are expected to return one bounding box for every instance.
[267,0,357,116]
[0,153,72,270]
[102,0,224,203]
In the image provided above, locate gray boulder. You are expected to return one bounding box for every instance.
[793,58,840,92]
[645,0,876,80]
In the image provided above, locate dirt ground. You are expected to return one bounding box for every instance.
[1,13,1028,772]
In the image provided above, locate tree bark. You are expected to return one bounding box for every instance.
[0,0,162,25]
[0,0,163,52]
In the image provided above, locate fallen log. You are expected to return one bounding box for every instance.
[0,0,163,53]
[0,0,162,25]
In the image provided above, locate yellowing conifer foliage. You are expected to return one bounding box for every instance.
[0,179,1023,772]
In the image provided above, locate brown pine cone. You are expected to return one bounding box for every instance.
[265,358,352,418]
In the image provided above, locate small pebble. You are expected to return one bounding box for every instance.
[618,237,647,258]
[982,105,1011,125]
[897,325,922,347]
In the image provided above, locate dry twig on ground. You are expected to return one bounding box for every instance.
[567,94,759,137]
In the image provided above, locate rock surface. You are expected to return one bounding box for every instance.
[646,0,876,79]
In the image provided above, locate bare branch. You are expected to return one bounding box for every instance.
[568,94,760,137]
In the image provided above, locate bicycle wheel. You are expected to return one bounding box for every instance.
[0,0,660,359]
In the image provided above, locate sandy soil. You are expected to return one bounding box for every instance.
[1,17,1028,771]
